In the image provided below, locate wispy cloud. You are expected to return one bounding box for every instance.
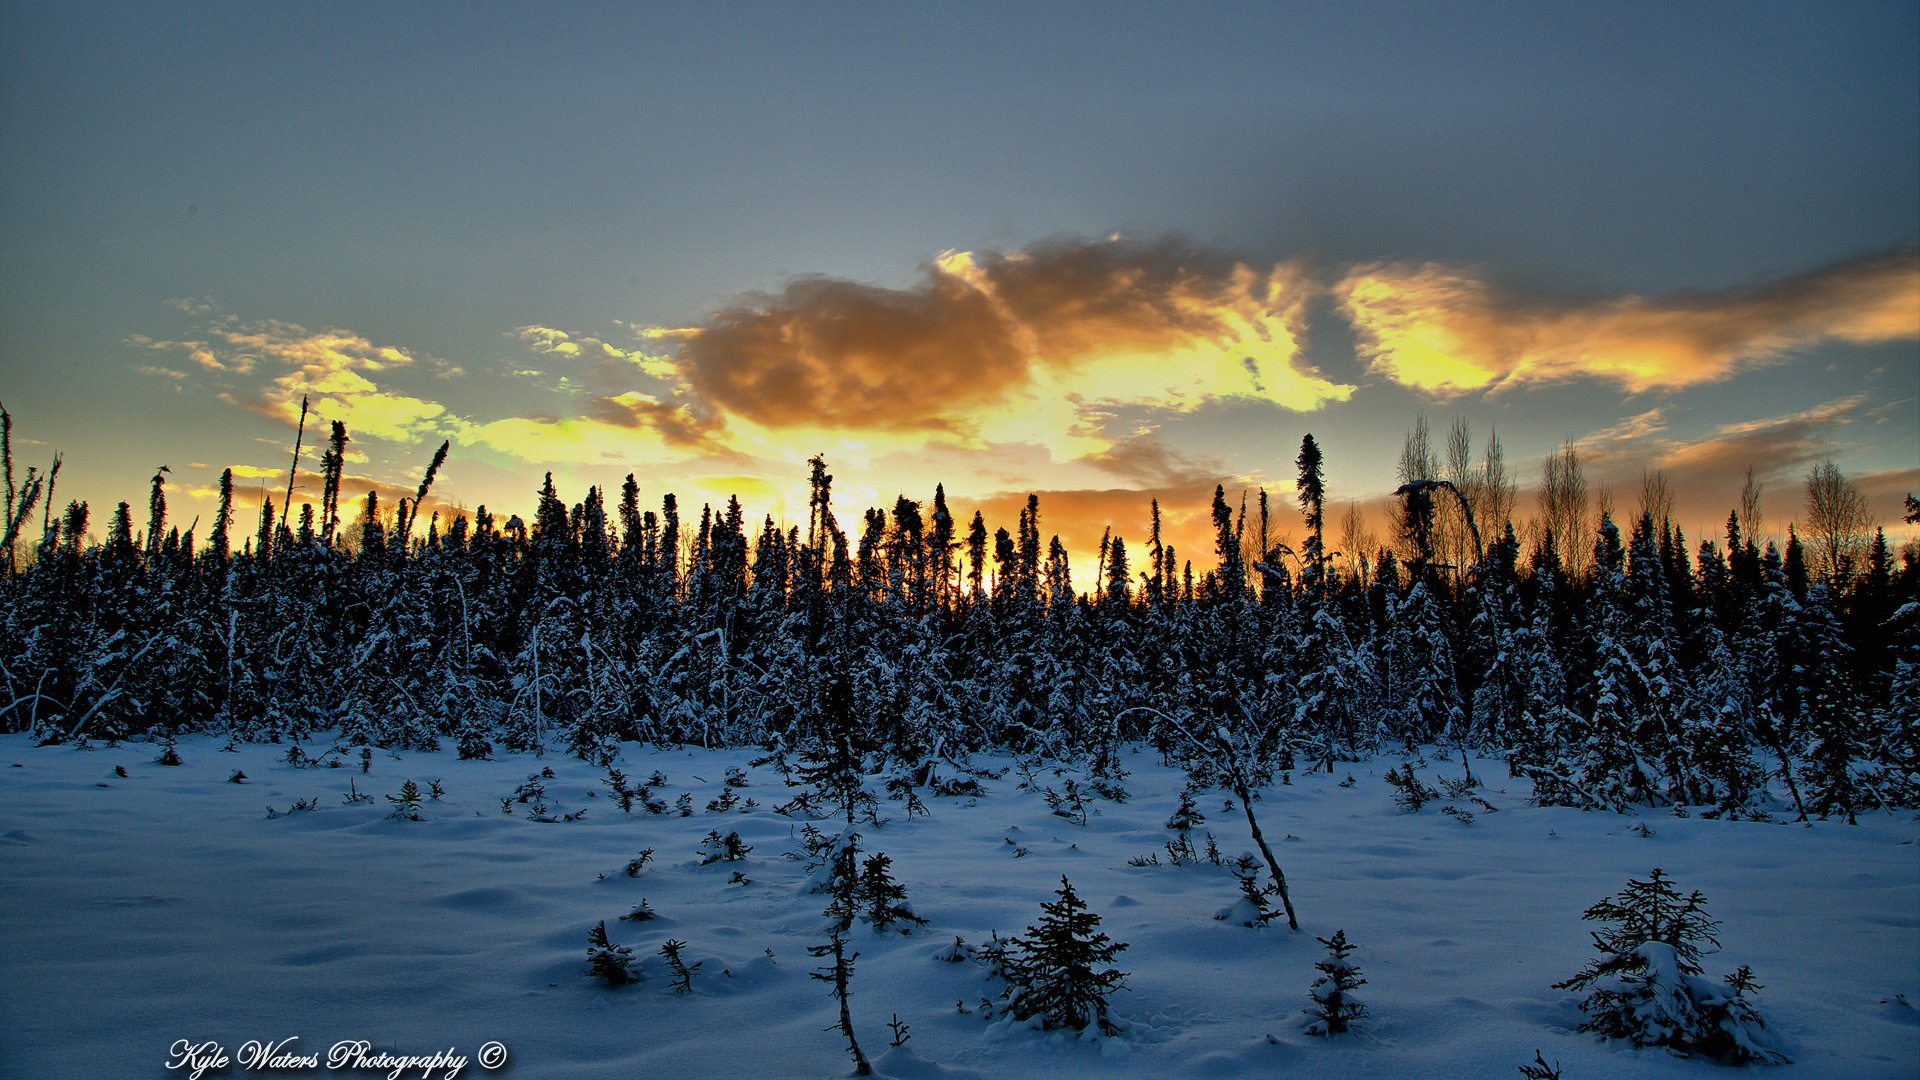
[1337,247,1920,395]
[1658,395,1871,478]
[135,316,455,443]
[1558,396,1885,536]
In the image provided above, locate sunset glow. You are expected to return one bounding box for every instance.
[1,3,1914,585]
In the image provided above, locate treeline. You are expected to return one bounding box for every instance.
[1,416,1915,822]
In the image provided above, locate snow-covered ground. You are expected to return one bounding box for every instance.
[2,734,1915,1080]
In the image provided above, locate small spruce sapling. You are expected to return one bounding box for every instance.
[1167,784,1207,834]
[386,780,423,821]
[1162,785,1205,863]
[1217,865,1281,927]
[1002,876,1129,1035]
[625,848,654,876]
[790,731,881,825]
[697,830,751,864]
[1043,778,1090,825]
[884,773,931,820]
[603,767,639,812]
[660,938,701,994]
[1553,868,1785,1064]
[509,769,558,821]
[1304,929,1368,1035]
[1384,763,1438,812]
[809,838,873,1075]
[859,851,927,933]
[585,921,638,986]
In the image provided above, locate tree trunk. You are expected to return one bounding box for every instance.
[831,934,872,1075]
[1233,777,1300,931]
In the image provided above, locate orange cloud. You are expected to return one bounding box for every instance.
[1337,247,1920,395]
[666,237,1352,464]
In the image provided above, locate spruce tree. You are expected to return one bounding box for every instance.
[209,468,235,564]
[1304,929,1368,1035]
[1793,586,1872,822]
[585,921,638,986]
[1296,434,1326,595]
[858,851,926,933]
[1553,869,1784,1063]
[809,838,873,1074]
[1003,876,1129,1035]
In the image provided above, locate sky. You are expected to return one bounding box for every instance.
[2,1,1916,583]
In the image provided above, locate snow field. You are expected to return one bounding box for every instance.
[1,734,1915,1079]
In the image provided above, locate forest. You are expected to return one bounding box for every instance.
[2,405,1914,827]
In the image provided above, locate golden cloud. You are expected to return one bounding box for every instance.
[1337,247,1920,395]
[519,326,679,380]
[665,237,1352,465]
[453,414,685,468]
[137,315,455,444]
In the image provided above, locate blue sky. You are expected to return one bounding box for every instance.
[2,1,1915,571]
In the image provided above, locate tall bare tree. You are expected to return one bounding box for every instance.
[1738,465,1767,547]
[1638,468,1675,532]
[1441,417,1476,579]
[1337,501,1377,587]
[1479,426,1517,536]
[1804,460,1872,586]
[1539,439,1590,579]
[1396,416,1438,566]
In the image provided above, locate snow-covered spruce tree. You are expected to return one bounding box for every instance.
[1553,868,1785,1064]
[1002,876,1129,1036]
[1385,580,1463,752]
[1791,585,1874,823]
[585,920,638,986]
[1505,567,1588,804]
[786,584,882,822]
[1686,615,1769,818]
[1878,598,1920,806]
[1215,864,1282,927]
[1467,524,1527,753]
[1566,516,1662,811]
[1625,512,1701,805]
[1293,598,1374,771]
[1303,929,1368,1035]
